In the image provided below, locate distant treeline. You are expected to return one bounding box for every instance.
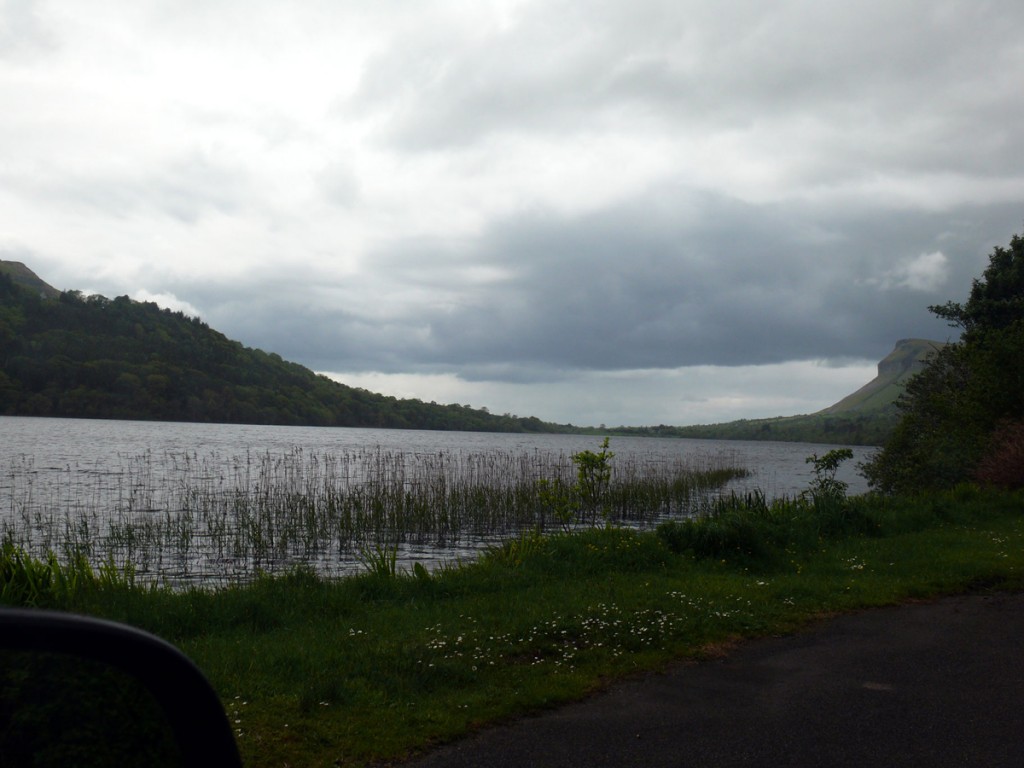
[0,273,570,433]
[583,412,898,447]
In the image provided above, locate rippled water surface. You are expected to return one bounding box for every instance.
[1,416,875,584]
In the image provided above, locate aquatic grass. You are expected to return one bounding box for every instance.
[1,445,745,583]
[0,538,135,608]
[356,544,398,578]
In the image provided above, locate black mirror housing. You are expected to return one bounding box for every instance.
[1,609,241,767]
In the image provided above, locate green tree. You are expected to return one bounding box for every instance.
[930,232,1024,334]
[863,230,1024,493]
[537,438,615,530]
[803,448,853,504]
[573,437,614,525]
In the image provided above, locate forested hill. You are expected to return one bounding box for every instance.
[0,267,568,432]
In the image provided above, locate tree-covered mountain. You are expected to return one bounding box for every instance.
[0,263,569,433]
[1,260,950,445]
[0,261,61,299]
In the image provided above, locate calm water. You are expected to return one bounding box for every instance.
[1,416,875,583]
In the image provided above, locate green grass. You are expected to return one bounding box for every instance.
[4,487,1024,767]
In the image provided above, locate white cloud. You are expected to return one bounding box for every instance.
[132,290,202,318]
[323,359,880,427]
[867,251,951,293]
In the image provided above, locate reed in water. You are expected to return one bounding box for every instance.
[1,442,745,583]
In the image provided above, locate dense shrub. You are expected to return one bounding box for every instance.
[974,420,1024,489]
[657,492,793,567]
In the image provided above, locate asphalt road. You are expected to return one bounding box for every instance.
[405,592,1024,767]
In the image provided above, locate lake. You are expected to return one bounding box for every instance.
[1,416,875,584]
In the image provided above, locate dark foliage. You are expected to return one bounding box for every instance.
[862,230,1024,493]
[604,412,898,447]
[974,420,1024,490]
[0,274,568,433]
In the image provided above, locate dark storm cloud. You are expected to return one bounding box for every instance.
[403,194,978,374]
[193,189,1020,385]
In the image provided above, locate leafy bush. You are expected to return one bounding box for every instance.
[656,491,779,566]
[657,450,877,565]
[573,437,615,524]
[484,527,672,577]
[803,449,853,503]
[537,437,616,529]
[974,420,1024,489]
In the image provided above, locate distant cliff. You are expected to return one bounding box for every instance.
[595,339,947,446]
[819,338,945,416]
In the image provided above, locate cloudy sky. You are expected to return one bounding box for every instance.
[3,1,1023,426]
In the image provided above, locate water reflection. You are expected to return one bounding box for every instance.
[1,416,875,584]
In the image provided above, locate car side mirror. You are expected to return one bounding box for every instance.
[1,609,242,767]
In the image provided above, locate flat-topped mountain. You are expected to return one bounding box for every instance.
[595,339,947,445]
[820,338,945,416]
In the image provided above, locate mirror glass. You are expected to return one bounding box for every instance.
[1,649,183,767]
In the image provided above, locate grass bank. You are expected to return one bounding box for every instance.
[4,485,1024,767]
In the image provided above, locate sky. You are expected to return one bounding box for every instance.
[2,1,1023,427]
